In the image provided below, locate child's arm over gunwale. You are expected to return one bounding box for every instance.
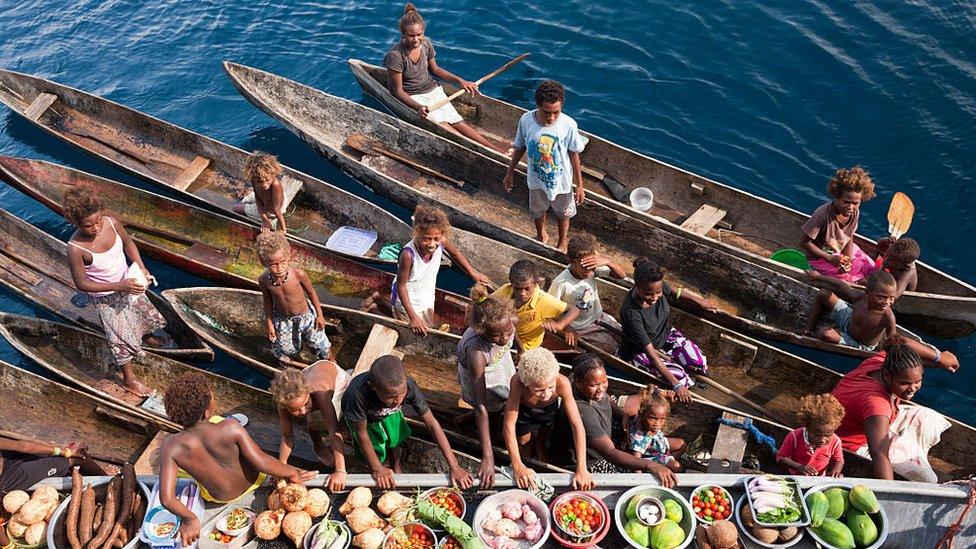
[275,405,296,467]
[501,374,534,489]
[258,274,277,342]
[395,249,427,336]
[309,388,347,491]
[442,238,491,286]
[466,349,497,488]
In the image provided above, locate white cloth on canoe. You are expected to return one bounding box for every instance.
[409,86,464,125]
[855,403,951,483]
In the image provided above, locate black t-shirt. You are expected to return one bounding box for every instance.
[617,283,674,361]
[341,373,429,423]
[551,390,613,469]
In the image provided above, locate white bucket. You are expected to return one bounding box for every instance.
[629,187,654,212]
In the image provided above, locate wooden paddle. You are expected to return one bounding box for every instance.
[425,53,530,113]
[346,133,465,188]
[887,192,915,239]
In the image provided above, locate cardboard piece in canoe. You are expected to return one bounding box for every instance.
[351,323,402,379]
[680,203,728,236]
[172,155,211,192]
[707,412,748,474]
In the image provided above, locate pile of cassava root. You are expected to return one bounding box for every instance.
[62,464,145,549]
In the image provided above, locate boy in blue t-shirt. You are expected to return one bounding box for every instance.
[503,80,587,252]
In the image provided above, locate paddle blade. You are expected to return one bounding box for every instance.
[887,192,915,238]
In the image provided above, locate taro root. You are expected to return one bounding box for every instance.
[345,507,385,534]
[32,486,59,504]
[778,526,799,542]
[8,515,29,538]
[751,525,780,544]
[351,528,385,549]
[17,499,49,525]
[376,491,411,516]
[24,522,46,545]
[339,487,372,515]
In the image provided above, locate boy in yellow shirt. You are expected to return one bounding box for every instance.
[493,260,579,350]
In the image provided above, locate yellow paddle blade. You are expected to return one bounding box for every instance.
[887,192,914,238]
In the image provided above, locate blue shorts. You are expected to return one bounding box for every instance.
[829,300,878,351]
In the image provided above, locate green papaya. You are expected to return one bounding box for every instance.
[626,496,641,520]
[846,512,880,547]
[813,518,856,549]
[624,519,650,547]
[649,519,685,549]
[662,499,683,523]
[806,491,829,527]
[824,487,850,519]
[849,485,881,514]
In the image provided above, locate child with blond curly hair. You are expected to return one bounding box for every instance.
[392,204,489,335]
[233,152,288,232]
[801,165,877,282]
[776,393,845,476]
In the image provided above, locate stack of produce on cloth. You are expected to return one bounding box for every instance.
[253,481,330,546]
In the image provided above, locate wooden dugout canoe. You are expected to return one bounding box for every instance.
[223,62,925,360]
[349,59,976,339]
[0,68,414,267]
[0,208,213,362]
[0,156,470,331]
[0,360,158,467]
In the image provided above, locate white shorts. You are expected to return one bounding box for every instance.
[528,189,577,219]
[410,86,464,125]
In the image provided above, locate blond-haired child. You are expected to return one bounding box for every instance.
[234,152,287,232]
[776,394,845,476]
[502,347,594,491]
[393,204,489,335]
[256,231,329,367]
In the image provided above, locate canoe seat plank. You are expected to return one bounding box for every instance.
[0,252,41,286]
[24,93,58,121]
[707,412,748,474]
[580,164,607,181]
[351,324,399,378]
[680,204,727,236]
[691,182,705,195]
[172,156,211,191]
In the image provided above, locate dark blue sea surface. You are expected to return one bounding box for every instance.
[0,1,973,420]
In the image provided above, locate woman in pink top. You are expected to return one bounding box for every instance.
[63,186,166,397]
[832,336,959,481]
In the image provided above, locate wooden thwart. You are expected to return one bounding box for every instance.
[172,156,211,191]
[351,324,399,378]
[24,93,58,121]
[680,203,728,236]
[707,412,749,474]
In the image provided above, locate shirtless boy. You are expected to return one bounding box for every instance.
[875,237,920,298]
[233,152,287,232]
[256,231,330,367]
[804,270,897,351]
[159,372,316,544]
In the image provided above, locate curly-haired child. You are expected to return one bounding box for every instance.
[256,231,330,367]
[626,385,685,473]
[875,237,920,298]
[801,165,877,282]
[392,204,489,335]
[776,393,845,477]
[233,152,288,232]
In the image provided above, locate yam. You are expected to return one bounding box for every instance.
[8,515,29,538]
[86,477,118,549]
[103,464,136,549]
[66,467,83,549]
[32,486,59,503]
[79,487,96,545]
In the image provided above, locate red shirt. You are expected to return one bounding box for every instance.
[776,428,843,475]
[832,352,899,451]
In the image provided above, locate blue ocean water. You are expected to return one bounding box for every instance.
[0,1,973,419]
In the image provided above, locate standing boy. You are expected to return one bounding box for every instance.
[342,355,474,490]
[503,80,587,252]
[256,231,331,368]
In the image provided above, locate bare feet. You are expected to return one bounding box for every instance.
[556,239,569,253]
[122,379,155,399]
[536,229,549,245]
[361,291,380,313]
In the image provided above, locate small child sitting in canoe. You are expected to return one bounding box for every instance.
[385,3,510,155]
[255,231,330,367]
[159,372,317,544]
[341,355,474,490]
[874,237,920,298]
[625,386,685,473]
[503,80,587,252]
[501,347,594,490]
[392,204,489,335]
[456,283,518,488]
[492,259,579,350]
[804,269,897,351]
[233,152,287,232]
[617,257,715,403]
[548,234,625,353]
[800,166,876,282]
[269,362,351,491]
[776,393,845,477]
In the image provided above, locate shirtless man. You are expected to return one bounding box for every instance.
[159,372,316,545]
[804,269,897,351]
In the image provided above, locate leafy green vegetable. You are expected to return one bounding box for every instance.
[757,505,801,524]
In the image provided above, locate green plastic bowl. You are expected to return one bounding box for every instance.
[770,248,811,270]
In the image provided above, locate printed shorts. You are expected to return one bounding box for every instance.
[528,189,577,219]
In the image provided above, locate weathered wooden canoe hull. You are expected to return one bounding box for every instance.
[0,360,158,466]
[0,208,213,362]
[350,59,976,338]
[0,156,470,331]
[0,68,418,268]
[0,312,320,468]
[223,62,922,359]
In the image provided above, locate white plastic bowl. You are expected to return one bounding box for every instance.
[688,484,735,524]
[734,496,804,547]
[629,187,654,212]
[472,489,550,549]
[614,485,695,549]
[803,484,888,549]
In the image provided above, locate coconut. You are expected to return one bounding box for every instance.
[695,525,713,549]
[750,525,780,544]
[254,509,285,540]
[3,491,29,514]
[282,511,312,546]
[777,526,799,542]
[707,520,739,549]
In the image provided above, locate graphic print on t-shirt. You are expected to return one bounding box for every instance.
[575,285,596,312]
[530,133,562,190]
